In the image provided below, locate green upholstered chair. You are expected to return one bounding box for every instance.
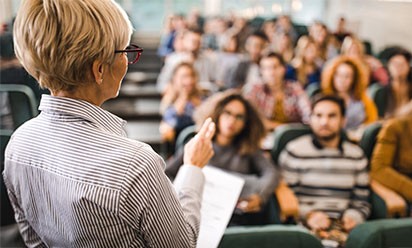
[174,125,197,152]
[305,83,321,100]
[218,224,323,248]
[346,218,412,248]
[367,83,387,118]
[0,84,39,130]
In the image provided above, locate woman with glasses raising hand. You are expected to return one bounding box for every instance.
[166,90,278,226]
[3,0,216,247]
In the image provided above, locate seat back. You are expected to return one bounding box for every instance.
[305,83,321,100]
[270,123,312,164]
[218,224,323,248]
[367,84,387,118]
[346,218,412,248]
[0,84,39,129]
[1,129,15,226]
[358,122,382,160]
[174,125,197,152]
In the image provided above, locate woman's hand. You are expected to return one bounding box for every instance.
[183,118,215,168]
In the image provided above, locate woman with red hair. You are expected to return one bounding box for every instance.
[321,55,378,132]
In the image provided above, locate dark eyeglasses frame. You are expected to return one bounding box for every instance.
[114,44,143,64]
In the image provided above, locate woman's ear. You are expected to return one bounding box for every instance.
[92,60,104,85]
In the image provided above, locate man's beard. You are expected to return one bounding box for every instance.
[314,131,339,142]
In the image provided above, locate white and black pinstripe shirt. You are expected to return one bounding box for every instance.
[3,95,205,248]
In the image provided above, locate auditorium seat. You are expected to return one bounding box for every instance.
[346,218,412,248]
[218,224,323,248]
[0,84,39,130]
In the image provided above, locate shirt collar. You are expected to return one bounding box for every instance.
[39,95,127,136]
[311,132,345,153]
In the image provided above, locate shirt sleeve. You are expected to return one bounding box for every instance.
[361,94,378,124]
[370,120,412,201]
[250,151,279,204]
[2,176,47,248]
[119,147,204,248]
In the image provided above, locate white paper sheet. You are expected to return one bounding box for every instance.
[196,165,245,248]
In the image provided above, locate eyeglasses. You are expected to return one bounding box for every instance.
[222,110,246,122]
[114,44,143,64]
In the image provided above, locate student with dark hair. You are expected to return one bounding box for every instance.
[226,31,268,89]
[166,90,278,226]
[279,94,370,247]
[245,52,311,131]
[384,47,412,118]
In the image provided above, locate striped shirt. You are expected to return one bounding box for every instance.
[279,135,370,223]
[3,95,205,248]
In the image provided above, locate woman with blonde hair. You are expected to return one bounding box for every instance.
[159,62,202,144]
[289,36,322,88]
[166,90,278,226]
[341,36,389,85]
[4,0,215,246]
[321,55,378,131]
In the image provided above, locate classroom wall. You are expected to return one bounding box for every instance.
[325,0,412,55]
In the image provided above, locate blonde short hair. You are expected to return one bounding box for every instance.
[13,0,133,91]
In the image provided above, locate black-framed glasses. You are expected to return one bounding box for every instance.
[222,110,246,122]
[114,44,143,64]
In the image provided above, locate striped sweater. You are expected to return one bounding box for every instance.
[279,134,370,223]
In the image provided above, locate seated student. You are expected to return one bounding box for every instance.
[321,55,378,137]
[244,52,311,131]
[340,36,389,86]
[156,28,216,93]
[384,47,412,118]
[279,95,370,247]
[166,90,278,226]
[287,36,322,89]
[370,100,412,207]
[308,21,339,67]
[215,34,242,90]
[226,31,268,90]
[159,62,202,145]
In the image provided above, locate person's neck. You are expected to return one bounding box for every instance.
[392,77,409,89]
[250,54,260,63]
[317,136,340,149]
[268,79,284,91]
[52,86,103,106]
[216,134,232,147]
[338,92,351,102]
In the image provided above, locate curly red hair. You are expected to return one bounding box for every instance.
[321,55,369,100]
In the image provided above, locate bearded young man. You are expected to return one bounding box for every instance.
[278,94,370,247]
